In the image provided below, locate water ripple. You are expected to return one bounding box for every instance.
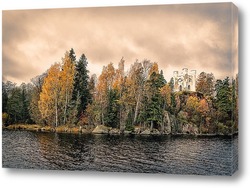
[2,130,238,175]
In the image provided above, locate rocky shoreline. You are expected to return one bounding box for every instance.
[3,124,237,136]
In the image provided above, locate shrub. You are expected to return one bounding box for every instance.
[2,113,10,126]
[217,123,229,135]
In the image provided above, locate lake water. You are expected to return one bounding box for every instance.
[2,130,238,175]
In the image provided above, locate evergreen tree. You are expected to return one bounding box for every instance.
[20,83,31,123]
[2,81,16,113]
[215,77,232,124]
[7,87,22,123]
[104,89,119,128]
[168,77,174,92]
[2,82,8,113]
[69,48,76,62]
[146,71,165,130]
[72,54,90,119]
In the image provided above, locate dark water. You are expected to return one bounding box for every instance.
[2,130,238,175]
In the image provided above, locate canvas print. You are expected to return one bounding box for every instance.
[2,3,238,175]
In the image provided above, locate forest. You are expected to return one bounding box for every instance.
[2,49,238,135]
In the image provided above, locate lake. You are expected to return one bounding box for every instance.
[2,130,238,175]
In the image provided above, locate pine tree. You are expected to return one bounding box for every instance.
[146,71,165,130]
[72,54,90,120]
[104,89,119,128]
[215,77,232,123]
[7,87,22,123]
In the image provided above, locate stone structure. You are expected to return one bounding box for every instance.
[173,68,196,92]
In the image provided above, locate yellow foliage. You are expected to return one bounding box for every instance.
[186,96,199,111]
[149,62,159,76]
[160,84,171,106]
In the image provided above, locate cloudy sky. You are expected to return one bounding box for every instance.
[2,3,238,85]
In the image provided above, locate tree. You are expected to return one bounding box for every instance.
[72,53,90,120]
[113,58,125,130]
[197,99,209,117]
[95,63,116,125]
[39,63,61,126]
[168,77,174,92]
[145,70,165,130]
[215,77,232,125]
[20,83,31,123]
[5,83,32,124]
[186,96,199,112]
[2,81,16,113]
[160,84,172,110]
[104,89,119,128]
[7,87,22,123]
[69,48,76,62]
[88,74,97,104]
[196,72,215,96]
[127,60,151,125]
[60,51,75,125]
[185,95,199,124]
[2,82,8,113]
[29,73,47,124]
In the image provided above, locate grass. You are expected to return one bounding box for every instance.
[6,124,42,131]
[5,124,93,134]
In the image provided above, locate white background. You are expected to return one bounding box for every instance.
[0,0,249,187]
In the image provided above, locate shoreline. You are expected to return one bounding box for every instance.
[3,124,238,137]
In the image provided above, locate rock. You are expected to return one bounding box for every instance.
[109,128,120,135]
[140,129,151,135]
[151,128,160,135]
[182,123,199,135]
[134,127,141,134]
[124,130,132,134]
[81,128,90,134]
[92,125,109,134]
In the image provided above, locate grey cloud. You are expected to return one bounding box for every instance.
[2,3,237,84]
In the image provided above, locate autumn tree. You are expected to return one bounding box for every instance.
[60,51,75,125]
[95,63,115,125]
[127,60,153,125]
[185,95,200,124]
[113,58,125,130]
[196,72,215,96]
[29,73,47,124]
[88,74,97,103]
[39,63,61,126]
[160,84,172,111]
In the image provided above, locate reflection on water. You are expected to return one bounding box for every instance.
[2,130,238,175]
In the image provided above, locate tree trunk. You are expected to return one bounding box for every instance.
[150,121,153,131]
[55,96,58,127]
[133,93,141,124]
[101,103,104,125]
[63,89,68,125]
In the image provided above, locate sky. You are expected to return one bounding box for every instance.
[2,2,238,85]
